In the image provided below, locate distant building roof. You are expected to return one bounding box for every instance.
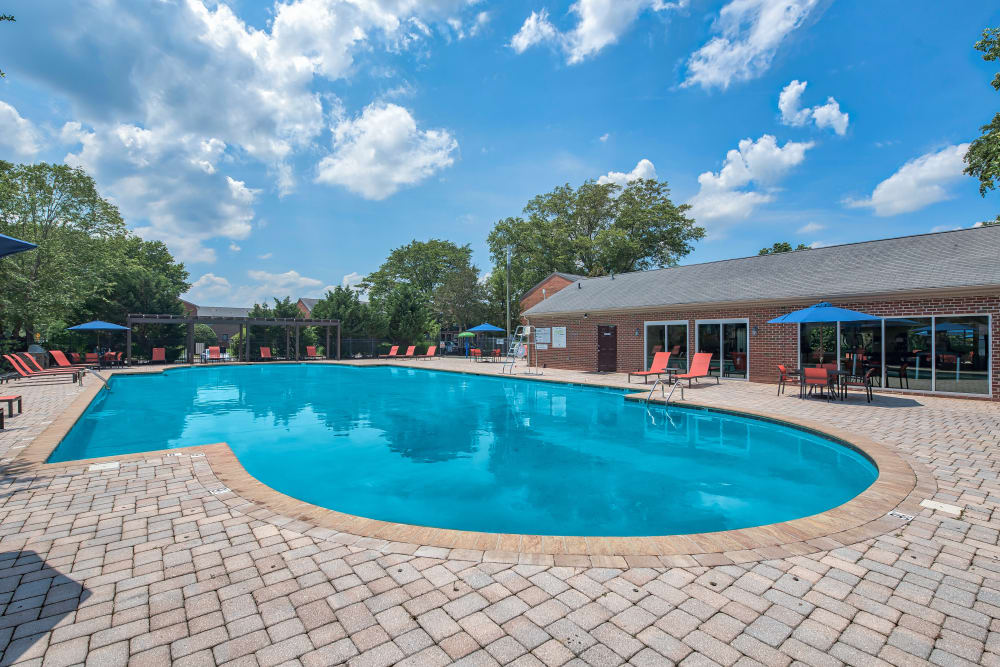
[524,227,1000,316]
[298,298,320,311]
[195,306,251,318]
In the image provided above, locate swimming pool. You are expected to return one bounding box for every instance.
[52,365,877,536]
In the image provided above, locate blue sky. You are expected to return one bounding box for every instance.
[1,0,998,305]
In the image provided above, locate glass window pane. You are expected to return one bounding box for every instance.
[697,323,720,377]
[723,322,748,378]
[934,316,990,394]
[884,318,932,391]
[800,324,837,368]
[645,324,665,370]
[840,322,883,386]
[666,324,687,370]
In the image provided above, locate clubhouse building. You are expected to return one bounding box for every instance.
[521,226,1000,399]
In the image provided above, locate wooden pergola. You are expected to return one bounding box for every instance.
[125,314,341,365]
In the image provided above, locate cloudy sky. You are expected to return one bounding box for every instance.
[1,1,997,305]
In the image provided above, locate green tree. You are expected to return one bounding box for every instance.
[432,265,486,331]
[758,241,809,255]
[0,15,12,79]
[383,284,436,346]
[964,27,1000,204]
[979,215,1000,226]
[486,177,703,320]
[244,297,315,358]
[362,239,476,302]
[311,286,388,338]
[193,324,218,346]
[0,162,128,342]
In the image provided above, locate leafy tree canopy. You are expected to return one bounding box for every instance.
[311,286,388,339]
[432,264,485,332]
[383,283,437,346]
[0,161,129,341]
[486,177,703,321]
[964,27,1000,201]
[758,241,810,255]
[362,239,476,302]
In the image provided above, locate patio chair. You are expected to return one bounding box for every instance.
[843,367,875,403]
[628,352,673,384]
[651,345,663,355]
[470,348,482,361]
[260,347,273,361]
[777,364,799,396]
[19,353,82,380]
[802,367,831,401]
[207,346,221,362]
[85,353,99,365]
[675,352,718,387]
[378,345,399,359]
[671,345,681,355]
[3,354,78,383]
[305,345,322,360]
[50,350,89,370]
[70,352,82,364]
[416,345,437,360]
[401,346,416,358]
[151,348,166,364]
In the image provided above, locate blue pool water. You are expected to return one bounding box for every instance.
[52,365,877,536]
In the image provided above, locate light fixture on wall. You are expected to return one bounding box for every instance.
[635,328,640,336]
[752,325,759,336]
[584,313,589,319]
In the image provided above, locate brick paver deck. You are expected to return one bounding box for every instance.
[0,359,998,666]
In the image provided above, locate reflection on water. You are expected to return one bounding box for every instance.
[52,365,877,536]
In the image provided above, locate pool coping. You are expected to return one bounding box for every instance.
[18,361,934,564]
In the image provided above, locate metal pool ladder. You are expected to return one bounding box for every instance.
[85,368,111,391]
[645,377,682,406]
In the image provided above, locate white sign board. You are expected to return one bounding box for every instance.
[536,343,549,350]
[535,327,551,344]
[552,326,567,348]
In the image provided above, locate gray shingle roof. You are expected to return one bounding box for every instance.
[196,306,251,318]
[524,227,1000,315]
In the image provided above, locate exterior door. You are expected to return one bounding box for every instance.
[597,325,617,372]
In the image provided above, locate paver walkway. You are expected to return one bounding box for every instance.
[0,361,998,666]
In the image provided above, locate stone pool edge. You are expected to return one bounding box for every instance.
[16,362,932,564]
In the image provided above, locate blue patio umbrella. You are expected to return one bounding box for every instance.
[465,323,505,332]
[0,233,37,258]
[769,302,879,372]
[67,321,131,362]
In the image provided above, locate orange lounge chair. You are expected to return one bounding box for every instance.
[151,347,166,364]
[69,352,82,364]
[379,345,399,359]
[51,350,89,370]
[402,346,416,358]
[675,352,719,387]
[207,346,221,362]
[470,348,482,361]
[4,354,78,382]
[305,345,322,360]
[628,352,673,384]
[416,345,437,360]
[18,353,82,381]
[260,347,272,361]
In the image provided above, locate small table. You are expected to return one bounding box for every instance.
[0,395,21,416]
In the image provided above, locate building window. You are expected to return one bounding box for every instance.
[933,315,990,395]
[643,321,688,371]
[839,322,882,384]
[695,319,748,379]
[884,318,933,391]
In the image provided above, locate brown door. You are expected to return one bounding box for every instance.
[597,325,617,372]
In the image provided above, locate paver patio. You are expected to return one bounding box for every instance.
[0,358,998,666]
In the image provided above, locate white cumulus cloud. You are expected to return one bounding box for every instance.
[0,101,42,156]
[597,158,657,186]
[683,0,820,90]
[342,271,365,289]
[844,144,970,217]
[510,0,687,63]
[315,102,458,200]
[183,273,233,303]
[778,80,849,135]
[688,134,814,226]
[796,222,824,233]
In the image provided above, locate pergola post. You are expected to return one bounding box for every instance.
[295,324,300,361]
[325,326,331,360]
[337,322,341,360]
[186,322,195,364]
[285,327,290,360]
[126,322,132,367]
[244,323,250,362]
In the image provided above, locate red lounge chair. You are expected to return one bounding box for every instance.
[402,346,416,358]
[70,352,82,364]
[4,355,78,382]
[843,367,875,403]
[417,345,437,360]
[802,367,832,401]
[85,353,99,365]
[151,348,166,364]
[628,352,673,384]
[379,345,399,359]
[260,347,272,361]
[305,345,322,360]
[19,353,82,380]
[776,364,800,396]
[470,348,482,361]
[207,346,221,362]
[675,352,719,387]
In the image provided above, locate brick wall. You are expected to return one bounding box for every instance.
[524,292,1000,399]
[521,275,576,313]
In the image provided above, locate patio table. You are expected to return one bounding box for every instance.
[790,368,849,400]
